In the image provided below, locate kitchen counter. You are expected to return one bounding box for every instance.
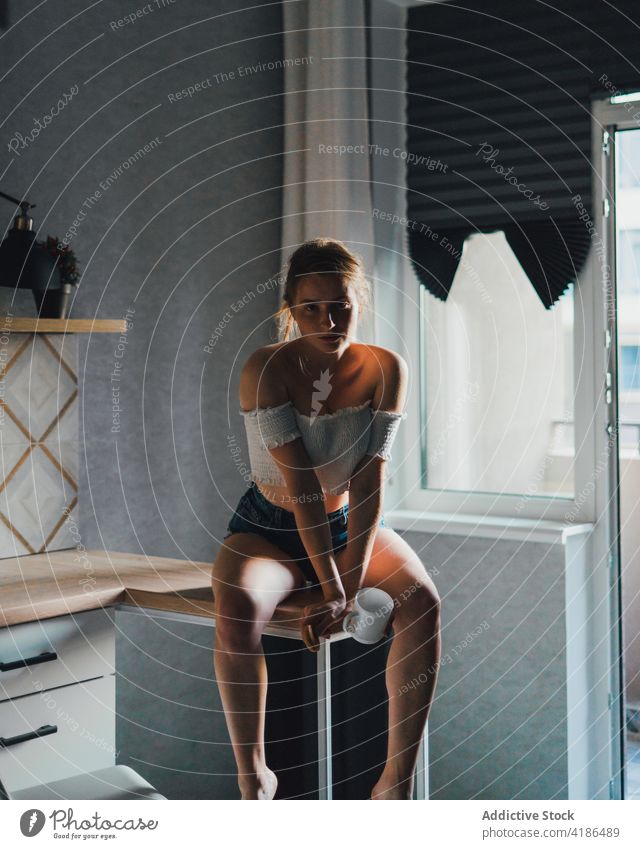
[0,549,214,627]
[0,548,324,634]
[1,550,425,800]
[122,583,325,638]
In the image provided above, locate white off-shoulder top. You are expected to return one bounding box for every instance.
[239,399,407,495]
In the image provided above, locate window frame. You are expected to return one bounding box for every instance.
[377,204,600,526]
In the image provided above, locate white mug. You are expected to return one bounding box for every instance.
[343,587,395,644]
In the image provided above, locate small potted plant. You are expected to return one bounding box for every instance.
[32,236,80,319]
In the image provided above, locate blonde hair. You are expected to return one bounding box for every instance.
[275,238,371,342]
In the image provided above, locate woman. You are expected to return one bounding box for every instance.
[212,238,441,800]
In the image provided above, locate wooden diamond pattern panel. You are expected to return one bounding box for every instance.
[0,333,79,557]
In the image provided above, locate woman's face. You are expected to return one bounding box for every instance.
[291,274,359,354]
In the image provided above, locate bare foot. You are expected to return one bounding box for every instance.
[370,777,413,800]
[239,767,278,800]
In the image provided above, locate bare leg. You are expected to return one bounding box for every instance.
[213,627,277,799]
[212,533,304,800]
[354,528,442,800]
[371,601,441,799]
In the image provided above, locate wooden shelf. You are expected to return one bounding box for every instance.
[1,318,127,334]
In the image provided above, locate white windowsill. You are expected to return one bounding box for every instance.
[386,509,594,545]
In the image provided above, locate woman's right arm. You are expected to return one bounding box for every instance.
[239,350,346,606]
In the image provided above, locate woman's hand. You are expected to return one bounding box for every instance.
[300,593,349,653]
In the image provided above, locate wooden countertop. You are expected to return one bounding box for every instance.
[2,318,127,334]
[0,549,213,628]
[0,548,324,637]
[122,584,326,637]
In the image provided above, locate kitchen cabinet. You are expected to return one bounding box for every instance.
[0,608,116,792]
[0,676,115,792]
[115,604,393,800]
[0,607,114,700]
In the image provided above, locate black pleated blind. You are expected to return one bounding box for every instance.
[405,0,640,308]
[590,0,640,96]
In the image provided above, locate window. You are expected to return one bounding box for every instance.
[620,345,640,392]
[419,230,575,500]
[617,229,640,295]
[616,132,640,453]
[616,135,640,189]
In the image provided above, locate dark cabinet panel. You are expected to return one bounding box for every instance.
[115,606,390,800]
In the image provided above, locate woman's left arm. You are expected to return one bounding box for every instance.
[338,350,409,601]
[338,469,384,601]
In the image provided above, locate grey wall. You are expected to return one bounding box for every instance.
[0,0,285,562]
[401,530,568,800]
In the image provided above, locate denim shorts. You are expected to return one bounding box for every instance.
[223,482,386,586]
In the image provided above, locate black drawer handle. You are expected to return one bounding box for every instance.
[0,650,58,672]
[0,724,58,748]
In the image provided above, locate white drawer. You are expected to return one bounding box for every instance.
[0,608,115,702]
[0,675,115,793]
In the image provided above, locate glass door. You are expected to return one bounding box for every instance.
[613,127,640,799]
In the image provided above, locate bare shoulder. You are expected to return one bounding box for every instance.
[356,344,408,410]
[354,343,408,371]
[355,344,408,380]
[382,345,408,373]
[239,343,290,411]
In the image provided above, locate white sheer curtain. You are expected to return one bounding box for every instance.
[281,0,375,343]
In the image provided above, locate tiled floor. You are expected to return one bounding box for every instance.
[625,735,640,799]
